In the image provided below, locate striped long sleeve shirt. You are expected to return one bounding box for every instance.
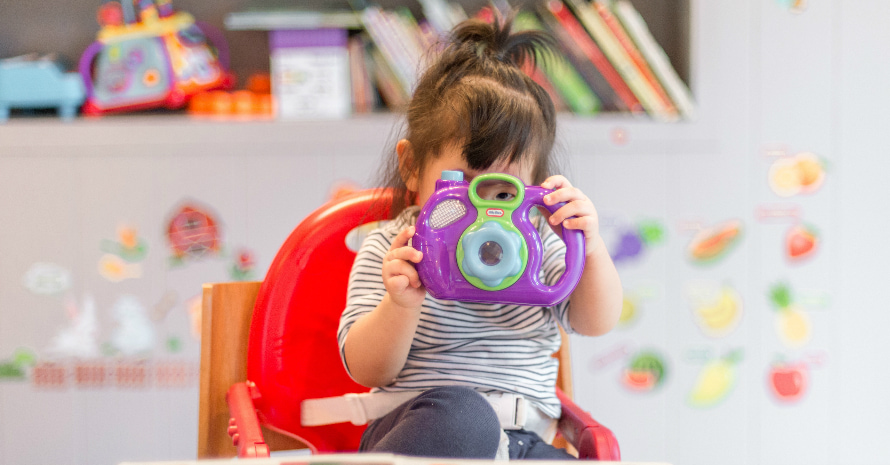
[338,206,574,418]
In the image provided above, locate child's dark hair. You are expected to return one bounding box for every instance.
[379,14,560,215]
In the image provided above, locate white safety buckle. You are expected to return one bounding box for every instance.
[512,395,528,429]
[344,393,368,426]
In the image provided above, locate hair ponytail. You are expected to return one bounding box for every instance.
[451,16,555,70]
[378,11,561,216]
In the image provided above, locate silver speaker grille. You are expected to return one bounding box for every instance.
[428,199,467,229]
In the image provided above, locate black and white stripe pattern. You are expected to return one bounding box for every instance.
[339,207,574,419]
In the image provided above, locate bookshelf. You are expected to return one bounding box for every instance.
[0,0,691,120]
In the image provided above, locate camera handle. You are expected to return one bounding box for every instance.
[521,186,587,304]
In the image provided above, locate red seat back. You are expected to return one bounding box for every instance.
[247,189,393,452]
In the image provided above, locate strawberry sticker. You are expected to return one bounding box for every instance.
[786,224,819,262]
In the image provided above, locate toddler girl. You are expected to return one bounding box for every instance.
[338,15,622,460]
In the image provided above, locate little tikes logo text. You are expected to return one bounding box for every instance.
[486,208,505,217]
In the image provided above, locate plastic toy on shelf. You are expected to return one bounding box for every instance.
[0,54,86,121]
[413,171,586,307]
[79,0,234,116]
[188,73,273,119]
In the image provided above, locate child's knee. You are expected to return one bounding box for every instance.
[411,386,501,448]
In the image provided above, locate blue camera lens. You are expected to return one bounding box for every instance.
[479,241,503,266]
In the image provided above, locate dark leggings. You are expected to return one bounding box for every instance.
[359,386,576,460]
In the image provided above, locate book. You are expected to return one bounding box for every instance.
[514,12,600,115]
[225,9,362,30]
[367,46,409,110]
[613,0,696,119]
[348,34,376,113]
[538,0,634,112]
[593,0,678,119]
[269,29,352,119]
[563,0,673,121]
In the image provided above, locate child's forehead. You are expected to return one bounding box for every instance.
[431,149,532,181]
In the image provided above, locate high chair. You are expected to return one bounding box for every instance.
[198,188,620,460]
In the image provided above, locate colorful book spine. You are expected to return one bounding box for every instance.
[348,35,375,113]
[594,0,678,120]
[564,0,673,120]
[613,0,696,119]
[540,0,633,112]
[360,6,416,95]
[514,12,600,115]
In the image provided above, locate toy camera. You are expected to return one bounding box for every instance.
[412,171,585,307]
[78,0,232,115]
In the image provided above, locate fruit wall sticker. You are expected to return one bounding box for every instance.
[767,358,809,403]
[22,262,72,295]
[621,350,667,392]
[775,0,807,14]
[768,283,811,348]
[610,219,666,265]
[687,219,743,265]
[688,349,744,408]
[0,348,37,381]
[618,295,640,327]
[768,152,826,197]
[99,225,148,282]
[785,223,819,263]
[166,202,223,265]
[229,248,256,281]
[686,282,744,338]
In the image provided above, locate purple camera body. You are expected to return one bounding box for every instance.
[412,172,585,307]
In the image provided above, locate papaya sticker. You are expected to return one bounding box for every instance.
[165,202,223,266]
[688,349,743,408]
[686,219,743,265]
[621,350,667,392]
[22,262,72,295]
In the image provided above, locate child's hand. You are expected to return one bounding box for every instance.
[383,226,426,310]
[541,175,602,256]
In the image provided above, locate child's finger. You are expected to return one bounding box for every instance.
[384,261,423,289]
[385,274,410,293]
[544,186,586,206]
[386,246,423,264]
[549,201,595,226]
[390,226,416,250]
[541,175,571,191]
[562,215,597,232]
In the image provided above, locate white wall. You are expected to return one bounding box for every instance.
[0,1,888,464]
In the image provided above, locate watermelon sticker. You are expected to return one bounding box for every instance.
[687,219,743,265]
[621,350,667,392]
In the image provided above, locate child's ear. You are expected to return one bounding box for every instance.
[397,139,418,192]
